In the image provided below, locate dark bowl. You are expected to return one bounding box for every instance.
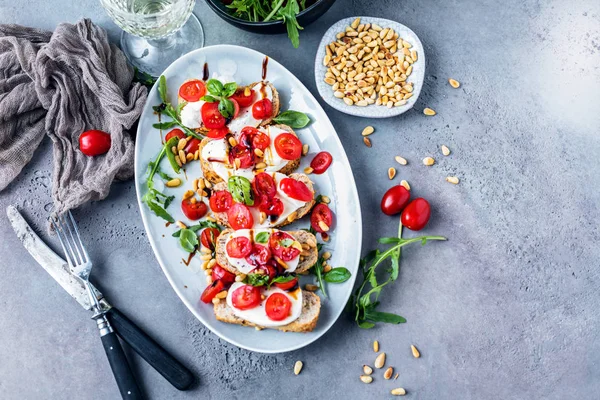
[204,0,336,34]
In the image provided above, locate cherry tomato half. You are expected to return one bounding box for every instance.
[273,133,302,160]
[227,203,254,230]
[206,127,229,139]
[231,98,240,119]
[280,178,313,202]
[265,293,292,321]
[228,145,254,169]
[184,137,201,154]
[165,128,185,142]
[179,80,206,102]
[231,88,255,107]
[401,198,431,231]
[252,98,273,120]
[200,227,220,250]
[310,151,333,174]
[231,285,261,310]
[269,231,300,262]
[239,127,259,147]
[252,132,270,151]
[259,197,284,217]
[226,236,253,258]
[245,244,271,266]
[253,172,277,199]
[201,102,226,129]
[273,277,298,291]
[200,279,224,304]
[181,199,208,221]
[79,130,111,156]
[381,185,411,216]
[310,203,333,233]
[209,190,233,213]
[211,265,235,286]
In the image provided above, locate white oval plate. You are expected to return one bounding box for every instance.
[134,45,362,353]
[314,16,426,118]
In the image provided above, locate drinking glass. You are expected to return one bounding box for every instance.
[100,0,204,77]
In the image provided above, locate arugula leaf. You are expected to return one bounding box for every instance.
[164,136,181,173]
[172,220,221,237]
[206,79,224,96]
[218,98,235,118]
[228,176,254,205]
[273,110,310,128]
[179,228,199,253]
[133,67,157,87]
[364,311,406,324]
[255,231,270,244]
[152,121,179,130]
[244,273,270,287]
[147,161,173,181]
[277,0,303,48]
[324,267,351,283]
[142,145,175,223]
[158,75,168,103]
[222,82,238,98]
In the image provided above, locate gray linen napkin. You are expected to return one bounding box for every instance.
[0,19,147,214]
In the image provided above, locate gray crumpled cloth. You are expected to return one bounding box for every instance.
[0,19,147,214]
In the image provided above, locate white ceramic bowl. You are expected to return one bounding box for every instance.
[314,16,426,118]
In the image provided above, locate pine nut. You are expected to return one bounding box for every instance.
[388,167,396,180]
[448,78,460,88]
[351,17,360,29]
[320,195,331,204]
[228,137,237,147]
[363,137,372,147]
[400,180,410,191]
[395,156,407,165]
[190,197,197,204]
[375,353,386,369]
[176,221,186,229]
[255,162,267,169]
[254,148,264,157]
[302,144,309,156]
[384,367,393,380]
[391,388,406,396]
[361,126,374,136]
[322,251,332,260]
[179,150,187,164]
[177,138,187,151]
[287,211,298,222]
[423,157,435,166]
[360,375,373,384]
[186,153,194,161]
[166,178,181,187]
[423,107,436,116]
[211,297,220,305]
[259,212,266,224]
[411,344,420,358]
[394,373,399,380]
[235,274,246,282]
[304,284,319,292]
[323,264,332,273]
[446,176,460,184]
[171,146,177,154]
[373,340,379,352]
[441,144,451,156]
[207,259,217,269]
[182,190,194,200]
[304,167,314,174]
[363,365,373,375]
[294,360,303,375]
[318,220,330,232]
[175,156,182,167]
[216,290,228,299]
[192,178,199,192]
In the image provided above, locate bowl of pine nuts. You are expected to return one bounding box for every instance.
[315,17,425,118]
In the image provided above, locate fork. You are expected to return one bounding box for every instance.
[51,211,144,400]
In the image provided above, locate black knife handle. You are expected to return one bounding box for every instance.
[106,307,195,390]
[101,331,144,400]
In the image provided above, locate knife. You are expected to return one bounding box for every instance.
[6,205,195,391]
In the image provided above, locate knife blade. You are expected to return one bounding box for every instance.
[6,205,194,391]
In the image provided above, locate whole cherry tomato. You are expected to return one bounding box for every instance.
[380,185,411,216]
[310,151,333,174]
[79,130,111,156]
[252,98,273,120]
[165,128,185,142]
[181,199,208,220]
[201,102,226,129]
[401,198,431,231]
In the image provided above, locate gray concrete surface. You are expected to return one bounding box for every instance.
[1,0,599,399]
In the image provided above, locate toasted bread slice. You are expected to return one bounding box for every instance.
[248,81,280,126]
[213,290,320,332]
[210,173,316,229]
[198,124,300,185]
[215,229,318,275]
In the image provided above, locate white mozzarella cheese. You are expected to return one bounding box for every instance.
[180,100,205,129]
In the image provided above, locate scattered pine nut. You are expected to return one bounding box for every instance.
[441,144,451,156]
[320,195,331,204]
[235,274,246,282]
[175,156,183,167]
[179,150,187,165]
[171,146,177,154]
[211,297,220,305]
[194,150,199,160]
[190,197,197,204]
[304,167,314,174]
[216,290,228,299]
[391,388,406,396]
[206,276,213,284]
[363,137,372,147]
[373,340,379,352]
[394,372,399,380]
[254,148,264,157]
[294,360,303,375]
[255,162,267,169]
[201,261,210,270]
[360,375,373,384]
[374,352,386,369]
[423,107,436,116]
[446,176,460,184]
[323,264,332,273]
[411,344,420,358]
[302,144,309,156]
[448,78,460,88]
[259,212,266,224]
[322,251,332,260]
[318,220,330,232]
[351,17,360,30]
[388,167,396,180]
[200,253,212,261]
[395,156,408,165]
[363,365,373,375]
[207,259,217,269]
[228,137,237,147]
[361,126,375,136]
[182,190,194,200]
[304,284,319,292]
[177,138,187,151]
[166,178,181,187]
[400,180,411,191]
[204,179,212,189]
[192,178,199,192]
[384,367,394,380]
[176,221,186,229]
[422,156,435,166]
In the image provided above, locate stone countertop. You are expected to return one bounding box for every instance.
[1,0,599,399]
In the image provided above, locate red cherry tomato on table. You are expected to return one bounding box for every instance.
[181,199,207,221]
[279,178,313,202]
[211,265,235,286]
[269,231,300,262]
[184,137,201,154]
[245,244,272,266]
[200,227,220,250]
[265,293,292,321]
[228,145,255,169]
[200,279,224,304]
[401,198,431,231]
[205,127,229,139]
[165,128,185,142]
[209,190,233,213]
[310,203,333,233]
[273,133,302,160]
[201,102,226,129]
[231,88,255,107]
[310,152,333,174]
[380,185,411,216]
[226,236,253,258]
[273,277,298,291]
[252,98,273,120]
[79,130,111,156]
[231,285,261,310]
[179,80,206,102]
[227,203,254,230]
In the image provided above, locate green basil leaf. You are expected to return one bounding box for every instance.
[145,198,174,223]
[172,221,221,237]
[271,275,296,284]
[218,98,235,118]
[365,311,406,324]
[206,79,224,96]
[222,82,238,98]
[357,320,375,329]
[280,238,294,248]
[158,75,168,103]
[255,231,270,244]
[277,0,303,48]
[273,110,310,129]
[227,176,254,205]
[201,95,218,103]
[179,228,198,253]
[244,273,270,287]
[152,121,178,130]
[164,136,181,173]
[324,267,351,283]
